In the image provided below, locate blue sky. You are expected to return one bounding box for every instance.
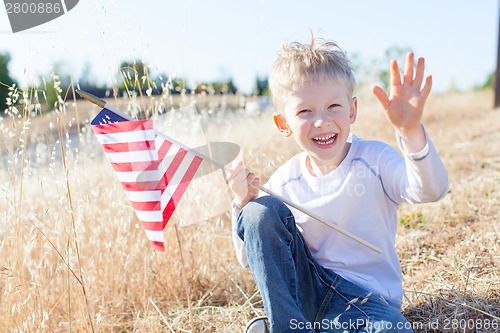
[0,0,498,94]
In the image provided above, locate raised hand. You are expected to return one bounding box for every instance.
[372,52,431,151]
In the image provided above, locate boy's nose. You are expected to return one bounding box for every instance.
[314,115,332,128]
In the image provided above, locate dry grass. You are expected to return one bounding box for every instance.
[0,88,498,332]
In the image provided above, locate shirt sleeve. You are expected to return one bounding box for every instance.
[380,128,449,205]
[231,201,250,268]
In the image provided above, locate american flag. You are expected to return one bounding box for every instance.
[91,109,202,251]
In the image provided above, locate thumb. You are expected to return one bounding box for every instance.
[224,160,244,183]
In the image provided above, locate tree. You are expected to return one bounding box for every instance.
[0,53,17,114]
[34,61,72,113]
[254,76,269,96]
[118,60,151,92]
[196,78,237,94]
[481,71,495,90]
[365,46,411,90]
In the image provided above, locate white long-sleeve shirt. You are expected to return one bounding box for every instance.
[232,131,448,309]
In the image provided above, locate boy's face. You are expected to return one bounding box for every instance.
[274,78,357,175]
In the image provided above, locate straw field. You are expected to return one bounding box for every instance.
[0,87,498,332]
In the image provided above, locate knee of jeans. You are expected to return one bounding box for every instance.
[237,196,293,239]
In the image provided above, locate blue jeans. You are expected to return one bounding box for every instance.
[236,196,414,333]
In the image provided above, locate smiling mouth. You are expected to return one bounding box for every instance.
[312,133,337,145]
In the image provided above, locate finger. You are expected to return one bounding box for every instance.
[420,75,432,101]
[403,52,414,85]
[413,57,425,89]
[245,171,256,185]
[227,169,249,191]
[246,172,262,191]
[249,176,261,189]
[390,59,402,86]
[225,161,244,182]
[249,178,261,193]
[372,85,391,110]
[230,171,251,193]
[224,160,243,174]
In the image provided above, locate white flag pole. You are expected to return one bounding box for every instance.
[78,90,382,254]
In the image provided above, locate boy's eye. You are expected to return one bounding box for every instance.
[328,104,341,109]
[297,109,311,115]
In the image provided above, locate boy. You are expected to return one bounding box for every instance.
[226,37,448,333]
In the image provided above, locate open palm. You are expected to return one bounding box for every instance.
[372,52,432,134]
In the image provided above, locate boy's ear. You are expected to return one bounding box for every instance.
[350,96,358,124]
[273,113,293,137]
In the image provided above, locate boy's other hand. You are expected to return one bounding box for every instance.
[372,52,431,151]
[225,161,260,209]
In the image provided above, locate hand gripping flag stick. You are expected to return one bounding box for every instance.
[78,90,382,254]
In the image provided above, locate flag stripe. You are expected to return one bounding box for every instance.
[162,200,176,227]
[150,241,165,252]
[130,201,161,211]
[115,169,161,183]
[111,161,159,172]
[141,220,166,231]
[107,149,158,164]
[101,140,155,153]
[157,136,173,160]
[135,209,163,222]
[144,229,165,242]
[95,129,156,145]
[125,189,161,202]
[121,180,166,191]
[93,118,152,133]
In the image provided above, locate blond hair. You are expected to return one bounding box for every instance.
[269,35,356,113]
